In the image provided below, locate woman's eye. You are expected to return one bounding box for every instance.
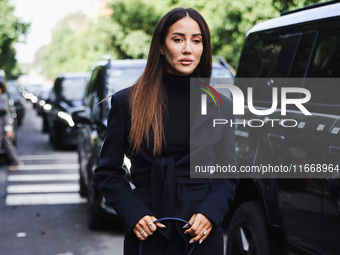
[193,39,201,43]
[173,38,182,42]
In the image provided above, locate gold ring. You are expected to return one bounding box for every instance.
[140,230,145,235]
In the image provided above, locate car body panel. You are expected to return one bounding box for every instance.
[230,3,340,254]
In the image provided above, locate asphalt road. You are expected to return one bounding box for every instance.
[0,102,125,255]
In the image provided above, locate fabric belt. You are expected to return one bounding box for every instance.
[132,156,210,250]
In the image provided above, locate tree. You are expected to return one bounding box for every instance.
[41,13,118,78]
[0,0,29,79]
[106,0,279,69]
[40,0,327,77]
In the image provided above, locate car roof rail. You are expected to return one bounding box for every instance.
[281,0,340,16]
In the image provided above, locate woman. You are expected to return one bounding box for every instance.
[95,7,238,254]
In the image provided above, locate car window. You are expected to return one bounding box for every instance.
[84,66,101,109]
[289,32,317,77]
[238,31,300,78]
[212,64,234,78]
[305,29,340,105]
[107,67,144,95]
[61,77,87,101]
[307,29,340,78]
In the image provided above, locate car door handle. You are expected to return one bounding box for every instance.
[328,146,340,156]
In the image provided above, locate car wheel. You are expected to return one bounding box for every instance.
[79,169,87,198]
[227,201,271,255]
[52,130,62,150]
[42,117,49,133]
[86,166,107,229]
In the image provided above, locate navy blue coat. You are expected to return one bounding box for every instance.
[95,87,238,254]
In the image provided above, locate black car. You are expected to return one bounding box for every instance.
[46,72,88,149]
[35,86,52,133]
[72,57,146,228]
[224,2,340,255]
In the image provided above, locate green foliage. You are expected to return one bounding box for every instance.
[0,0,29,79]
[41,14,118,78]
[40,0,327,77]
[107,0,279,69]
[272,0,326,12]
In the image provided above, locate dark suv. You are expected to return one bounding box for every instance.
[225,2,340,255]
[72,57,146,228]
[45,72,88,149]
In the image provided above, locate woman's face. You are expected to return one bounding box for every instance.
[161,16,203,76]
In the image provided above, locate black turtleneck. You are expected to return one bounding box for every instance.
[162,72,192,159]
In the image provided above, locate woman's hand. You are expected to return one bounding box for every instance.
[133,215,166,241]
[184,213,212,244]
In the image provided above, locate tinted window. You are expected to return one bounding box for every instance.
[305,29,340,105]
[212,64,233,78]
[61,76,87,101]
[307,29,340,78]
[238,32,300,78]
[101,64,145,120]
[107,66,144,95]
[84,67,102,109]
[290,32,317,77]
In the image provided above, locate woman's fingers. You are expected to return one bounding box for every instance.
[133,215,166,241]
[150,216,167,229]
[192,225,212,244]
[134,225,148,241]
[184,213,213,244]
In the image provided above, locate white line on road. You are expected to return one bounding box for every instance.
[15,164,79,171]
[7,184,80,193]
[7,174,79,182]
[20,154,77,160]
[6,193,86,206]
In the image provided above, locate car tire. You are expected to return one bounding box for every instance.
[86,179,107,229]
[42,116,49,133]
[227,201,271,255]
[52,130,62,150]
[79,170,87,198]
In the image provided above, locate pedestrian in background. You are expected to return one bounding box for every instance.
[95,7,238,255]
[0,81,21,171]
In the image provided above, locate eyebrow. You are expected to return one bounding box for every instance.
[171,32,202,37]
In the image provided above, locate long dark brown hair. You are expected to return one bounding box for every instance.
[129,7,212,156]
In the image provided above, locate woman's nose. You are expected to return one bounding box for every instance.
[182,41,192,54]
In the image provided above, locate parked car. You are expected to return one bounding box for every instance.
[225,2,340,255]
[212,55,235,78]
[36,86,51,116]
[45,72,88,149]
[35,86,52,133]
[6,80,25,126]
[72,57,146,228]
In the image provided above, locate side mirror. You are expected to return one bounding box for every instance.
[72,107,92,124]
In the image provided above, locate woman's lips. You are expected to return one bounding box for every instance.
[179,58,193,65]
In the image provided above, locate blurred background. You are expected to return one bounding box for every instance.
[2,0,325,82]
